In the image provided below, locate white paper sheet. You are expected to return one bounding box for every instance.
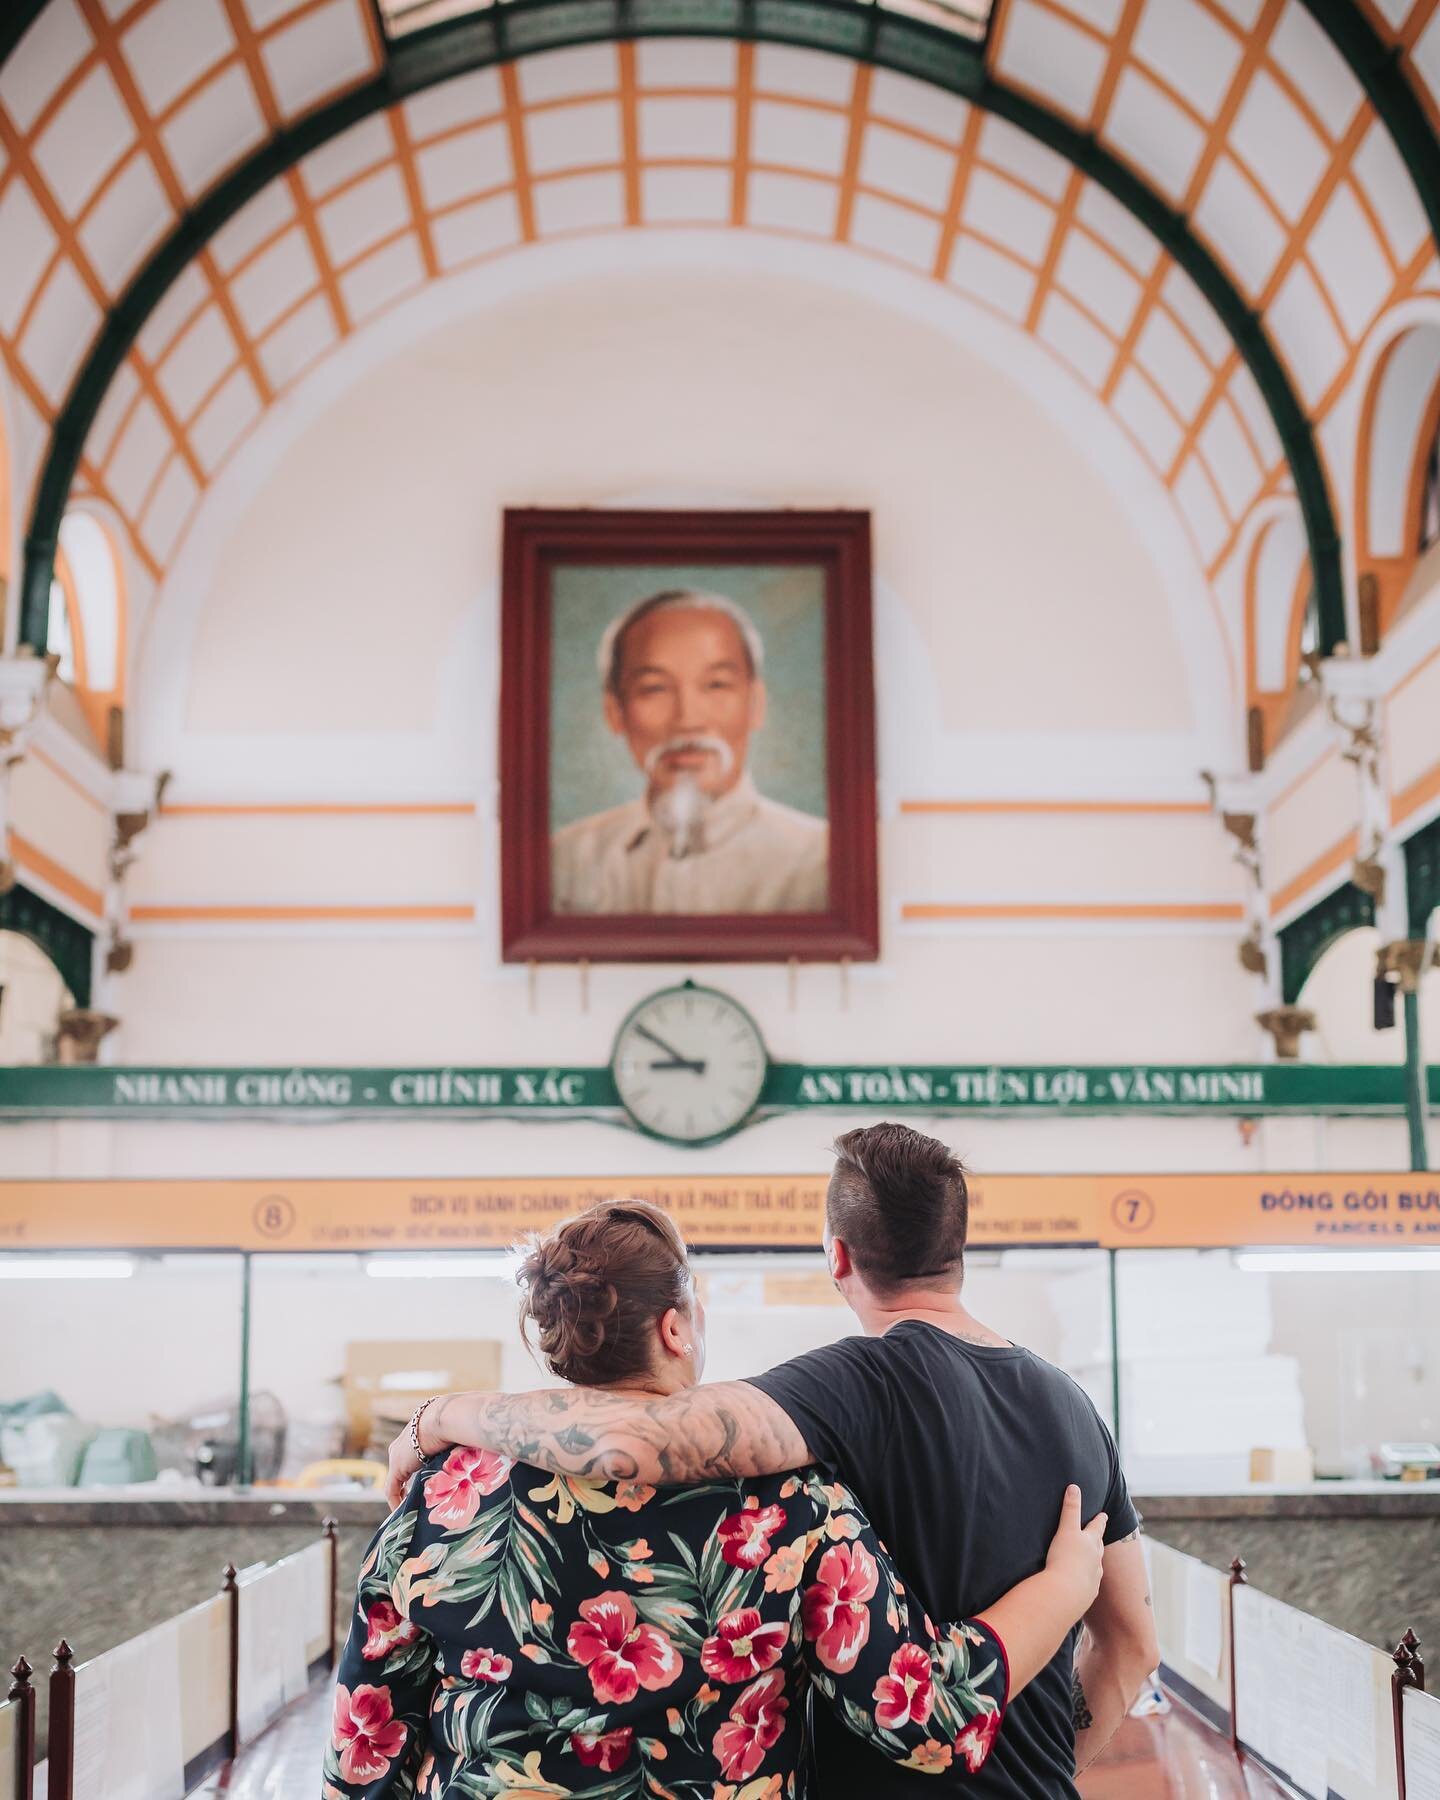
[1182,1559,1223,1679]
[302,1540,330,1656]
[1323,1627,1378,1782]
[1405,1687,1440,1800]
[1233,1588,1331,1796]
[239,1557,312,1743]
[69,1620,185,1800]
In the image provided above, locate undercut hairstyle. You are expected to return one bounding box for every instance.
[597,589,765,696]
[828,1122,970,1292]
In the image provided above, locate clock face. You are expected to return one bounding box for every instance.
[612,984,769,1146]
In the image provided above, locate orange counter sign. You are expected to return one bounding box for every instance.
[2,1172,1438,1253]
[1097,1175,1440,1248]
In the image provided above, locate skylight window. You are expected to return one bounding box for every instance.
[378,0,993,44]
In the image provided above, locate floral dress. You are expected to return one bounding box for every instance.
[323,1448,1011,1799]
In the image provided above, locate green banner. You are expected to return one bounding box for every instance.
[0,1062,1435,1120]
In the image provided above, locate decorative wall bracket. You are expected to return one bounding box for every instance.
[55,1009,120,1064]
[1322,658,1391,913]
[1255,1005,1317,1059]
[1202,772,1271,983]
[0,654,54,895]
[1377,940,1440,996]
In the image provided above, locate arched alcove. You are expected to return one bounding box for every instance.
[1356,317,1440,641]
[1245,506,1315,766]
[0,926,74,1065]
[44,508,126,756]
[1298,924,1440,1064]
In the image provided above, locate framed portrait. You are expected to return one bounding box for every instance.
[499,508,878,963]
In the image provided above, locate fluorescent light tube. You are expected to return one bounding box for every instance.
[1234,1250,1440,1274]
[364,1254,520,1279]
[0,1255,136,1280]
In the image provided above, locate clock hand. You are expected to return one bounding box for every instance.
[648,1056,708,1075]
[634,1022,690,1063]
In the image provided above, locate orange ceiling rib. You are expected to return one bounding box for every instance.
[0,0,1432,706]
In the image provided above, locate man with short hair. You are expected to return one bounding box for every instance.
[551,588,829,915]
[389,1123,1158,1795]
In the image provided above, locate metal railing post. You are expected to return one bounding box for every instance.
[1227,1557,1248,1759]
[1393,1629,1425,1800]
[46,1643,75,1800]
[7,1658,35,1800]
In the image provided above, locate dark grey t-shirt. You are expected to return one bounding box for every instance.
[748,1321,1138,1799]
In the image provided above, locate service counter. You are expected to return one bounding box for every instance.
[4,1483,1435,1702]
[0,1486,384,1751]
[1137,1482,1440,1666]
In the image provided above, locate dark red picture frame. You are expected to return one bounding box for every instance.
[500,508,878,964]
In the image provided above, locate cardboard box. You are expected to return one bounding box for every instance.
[1248,1446,1315,1484]
[343,1340,503,1457]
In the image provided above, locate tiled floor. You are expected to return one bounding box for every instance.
[216,1682,1290,1798]
[1078,1707,1291,1799]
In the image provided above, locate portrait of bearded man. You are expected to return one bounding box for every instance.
[550,589,829,916]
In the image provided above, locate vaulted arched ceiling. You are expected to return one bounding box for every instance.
[2,0,1439,733]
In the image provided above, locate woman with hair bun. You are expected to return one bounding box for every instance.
[324,1200,1105,1798]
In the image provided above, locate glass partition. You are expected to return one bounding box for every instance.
[0,1253,245,1489]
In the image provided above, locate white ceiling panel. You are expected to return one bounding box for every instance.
[431,188,523,264]
[416,122,512,210]
[525,98,625,177]
[228,226,319,336]
[0,176,58,336]
[338,233,424,322]
[1112,364,1185,468]
[1229,69,1328,224]
[849,191,942,271]
[79,152,174,295]
[641,166,732,224]
[121,0,232,119]
[0,1,93,134]
[1038,289,1114,386]
[859,121,954,211]
[1132,0,1243,121]
[161,63,268,199]
[947,233,1037,321]
[1105,69,1207,203]
[962,166,1055,264]
[746,169,839,237]
[994,0,1107,123]
[20,255,100,404]
[32,63,134,217]
[260,0,374,119]
[256,292,336,388]
[639,96,734,162]
[531,168,626,234]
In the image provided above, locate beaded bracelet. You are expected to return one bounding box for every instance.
[408,1395,439,1458]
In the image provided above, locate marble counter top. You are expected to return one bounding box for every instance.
[1134,1480,1440,1519]
[3,1478,1437,1525]
[0,1486,388,1525]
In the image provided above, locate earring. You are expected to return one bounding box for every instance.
[683,1345,694,1357]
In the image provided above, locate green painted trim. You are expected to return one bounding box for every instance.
[1298,0,1440,269]
[19,0,1344,659]
[1404,986,1430,1172]
[1403,809,1440,938]
[0,4,48,69]
[3,1059,1437,1120]
[1279,879,1376,1005]
[0,882,93,1009]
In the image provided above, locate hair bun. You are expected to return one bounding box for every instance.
[518,1236,621,1376]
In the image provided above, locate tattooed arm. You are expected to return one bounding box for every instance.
[1071,1533,1158,1773]
[387,1381,814,1505]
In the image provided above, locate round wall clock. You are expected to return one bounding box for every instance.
[611,983,769,1146]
